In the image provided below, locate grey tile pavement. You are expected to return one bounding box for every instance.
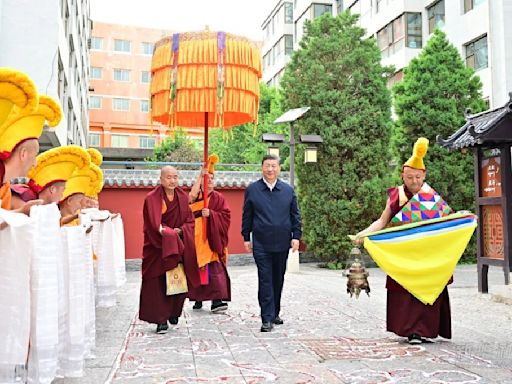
[54,263,512,384]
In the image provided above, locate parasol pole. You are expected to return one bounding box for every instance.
[203,111,209,240]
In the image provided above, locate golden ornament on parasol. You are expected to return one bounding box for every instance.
[150,30,262,236]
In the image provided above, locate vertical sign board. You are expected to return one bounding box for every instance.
[480,152,504,260]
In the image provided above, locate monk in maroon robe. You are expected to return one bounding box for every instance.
[139,166,200,333]
[187,167,231,312]
[355,138,451,344]
[383,185,451,342]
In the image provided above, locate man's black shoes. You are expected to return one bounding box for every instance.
[193,301,203,310]
[260,322,273,332]
[272,316,283,325]
[169,316,179,325]
[156,323,168,334]
[211,300,228,313]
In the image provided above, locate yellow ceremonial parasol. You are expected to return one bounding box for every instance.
[150,30,262,236]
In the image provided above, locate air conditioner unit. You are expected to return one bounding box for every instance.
[87,38,91,49]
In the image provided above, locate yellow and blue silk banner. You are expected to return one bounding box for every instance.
[363,213,477,305]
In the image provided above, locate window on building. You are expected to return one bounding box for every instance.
[141,42,154,55]
[89,133,100,147]
[57,58,65,104]
[114,39,131,53]
[376,0,384,13]
[285,2,293,23]
[377,14,407,58]
[140,100,149,112]
[377,23,392,57]
[285,35,294,56]
[68,38,75,71]
[465,35,488,71]
[336,0,343,14]
[295,10,308,43]
[272,37,284,62]
[464,0,486,13]
[111,134,129,148]
[91,36,103,50]
[89,96,102,109]
[114,69,131,82]
[112,98,130,111]
[90,66,102,79]
[406,13,422,49]
[141,71,151,83]
[313,3,332,18]
[139,136,156,148]
[428,0,445,34]
[275,69,285,86]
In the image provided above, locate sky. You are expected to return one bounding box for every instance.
[89,0,275,41]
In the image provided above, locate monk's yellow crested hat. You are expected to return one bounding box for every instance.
[27,145,91,193]
[403,138,429,171]
[0,95,62,160]
[207,154,219,175]
[85,163,104,198]
[0,67,38,128]
[62,162,97,201]
[87,147,103,166]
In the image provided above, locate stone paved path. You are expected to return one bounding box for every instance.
[56,263,512,384]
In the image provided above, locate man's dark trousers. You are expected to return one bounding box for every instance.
[253,248,288,323]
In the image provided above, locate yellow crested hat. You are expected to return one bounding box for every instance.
[403,137,429,171]
[0,67,38,128]
[0,95,62,160]
[87,147,103,166]
[207,154,219,175]
[62,164,96,201]
[27,145,91,193]
[85,163,104,198]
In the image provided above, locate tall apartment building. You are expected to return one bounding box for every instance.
[88,22,181,149]
[0,0,92,150]
[347,0,512,108]
[261,0,343,86]
[262,0,512,109]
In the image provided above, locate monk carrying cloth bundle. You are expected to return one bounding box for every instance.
[166,263,188,295]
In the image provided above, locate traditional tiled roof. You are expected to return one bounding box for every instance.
[437,95,512,150]
[102,169,290,188]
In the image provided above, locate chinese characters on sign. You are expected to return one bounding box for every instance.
[480,156,501,197]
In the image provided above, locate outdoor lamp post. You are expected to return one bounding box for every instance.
[300,134,323,164]
[262,107,322,189]
[262,133,285,157]
[274,108,311,189]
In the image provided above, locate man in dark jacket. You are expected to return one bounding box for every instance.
[241,155,302,332]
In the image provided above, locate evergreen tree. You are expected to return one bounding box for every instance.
[392,29,486,262]
[280,12,393,263]
[149,128,202,164]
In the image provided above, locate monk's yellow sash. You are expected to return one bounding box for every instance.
[190,201,219,268]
